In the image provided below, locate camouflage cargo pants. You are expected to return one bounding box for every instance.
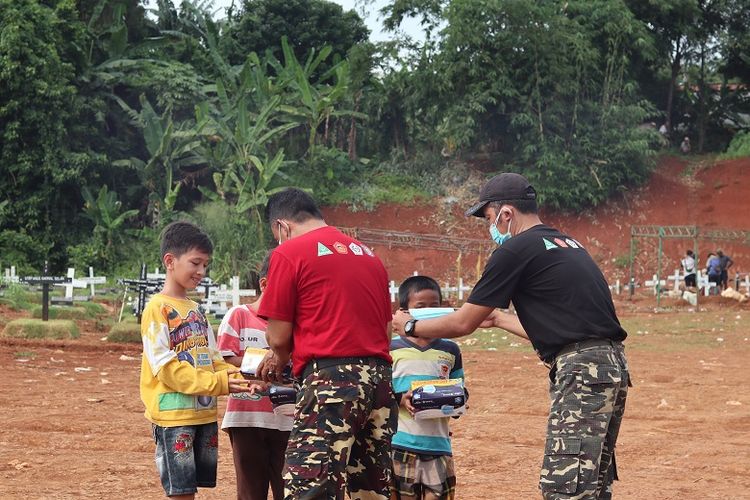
[540,341,629,500]
[284,360,398,500]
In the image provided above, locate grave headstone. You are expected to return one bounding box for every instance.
[53,268,89,304]
[20,262,66,321]
[3,266,19,284]
[119,264,163,323]
[79,267,107,296]
[644,274,667,295]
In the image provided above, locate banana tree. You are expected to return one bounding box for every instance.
[81,185,139,269]
[114,94,208,227]
[277,37,367,172]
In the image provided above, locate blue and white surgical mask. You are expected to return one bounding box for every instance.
[489,212,512,245]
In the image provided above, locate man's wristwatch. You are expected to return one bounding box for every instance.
[404,319,418,337]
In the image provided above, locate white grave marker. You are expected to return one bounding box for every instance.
[79,267,106,296]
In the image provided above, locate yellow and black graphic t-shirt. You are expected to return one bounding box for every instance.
[139,294,232,427]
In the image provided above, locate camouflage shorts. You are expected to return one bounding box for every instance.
[283,360,398,500]
[540,341,629,500]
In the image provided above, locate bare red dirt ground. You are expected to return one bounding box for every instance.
[1,307,749,499]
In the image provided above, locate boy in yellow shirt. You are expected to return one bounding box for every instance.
[140,221,252,499]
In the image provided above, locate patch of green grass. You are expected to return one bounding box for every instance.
[78,301,107,316]
[31,305,89,320]
[0,284,37,311]
[107,322,142,343]
[2,319,79,339]
[14,350,36,358]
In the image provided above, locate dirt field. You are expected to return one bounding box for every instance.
[2,306,749,500]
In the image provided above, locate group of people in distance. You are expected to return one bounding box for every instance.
[681,248,734,293]
[139,173,631,500]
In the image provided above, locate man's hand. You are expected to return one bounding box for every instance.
[392,310,414,336]
[257,349,290,383]
[481,309,528,340]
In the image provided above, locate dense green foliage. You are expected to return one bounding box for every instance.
[1,0,748,281]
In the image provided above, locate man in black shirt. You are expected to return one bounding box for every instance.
[392,173,629,499]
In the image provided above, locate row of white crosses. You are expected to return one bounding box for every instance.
[54,267,107,300]
[3,266,19,284]
[206,276,257,316]
[143,267,257,317]
[388,273,474,303]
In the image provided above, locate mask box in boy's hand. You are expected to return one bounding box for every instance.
[410,379,466,420]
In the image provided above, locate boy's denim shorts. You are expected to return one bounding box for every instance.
[152,422,219,496]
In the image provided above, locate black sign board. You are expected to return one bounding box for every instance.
[20,262,66,321]
[118,263,164,324]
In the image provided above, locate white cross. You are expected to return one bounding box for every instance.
[54,268,88,299]
[79,266,106,296]
[609,279,621,295]
[695,271,717,296]
[668,269,683,290]
[390,280,399,303]
[3,266,19,284]
[738,274,750,295]
[147,267,167,281]
[644,274,666,295]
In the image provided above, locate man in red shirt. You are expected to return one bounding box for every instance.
[257,188,397,499]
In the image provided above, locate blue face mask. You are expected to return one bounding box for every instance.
[490,212,512,245]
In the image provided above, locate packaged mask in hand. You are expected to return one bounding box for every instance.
[239,347,267,378]
[408,307,455,321]
[269,385,297,417]
[410,378,467,419]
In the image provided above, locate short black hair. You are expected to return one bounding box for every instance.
[490,199,538,214]
[398,275,442,310]
[160,221,213,259]
[686,250,694,257]
[265,188,324,224]
[259,250,273,279]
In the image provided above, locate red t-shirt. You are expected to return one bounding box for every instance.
[258,226,392,376]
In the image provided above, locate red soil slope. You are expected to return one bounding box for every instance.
[323,156,750,286]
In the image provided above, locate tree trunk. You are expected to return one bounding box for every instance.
[348,91,361,161]
[666,37,683,134]
[697,42,707,153]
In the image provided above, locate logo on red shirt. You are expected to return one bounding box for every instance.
[349,242,363,255]
[362,245,375,257]
[333,242,348,254]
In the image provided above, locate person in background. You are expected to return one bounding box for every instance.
[680,136,691,154]
[681,250,696,289]
[706,252,722,293]
[716,250,734,290]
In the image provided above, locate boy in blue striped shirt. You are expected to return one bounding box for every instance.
[391,276,465,500]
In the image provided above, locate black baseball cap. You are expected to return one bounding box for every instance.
[465,173,537,217]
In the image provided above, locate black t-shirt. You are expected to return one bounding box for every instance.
[468,224,627,363]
